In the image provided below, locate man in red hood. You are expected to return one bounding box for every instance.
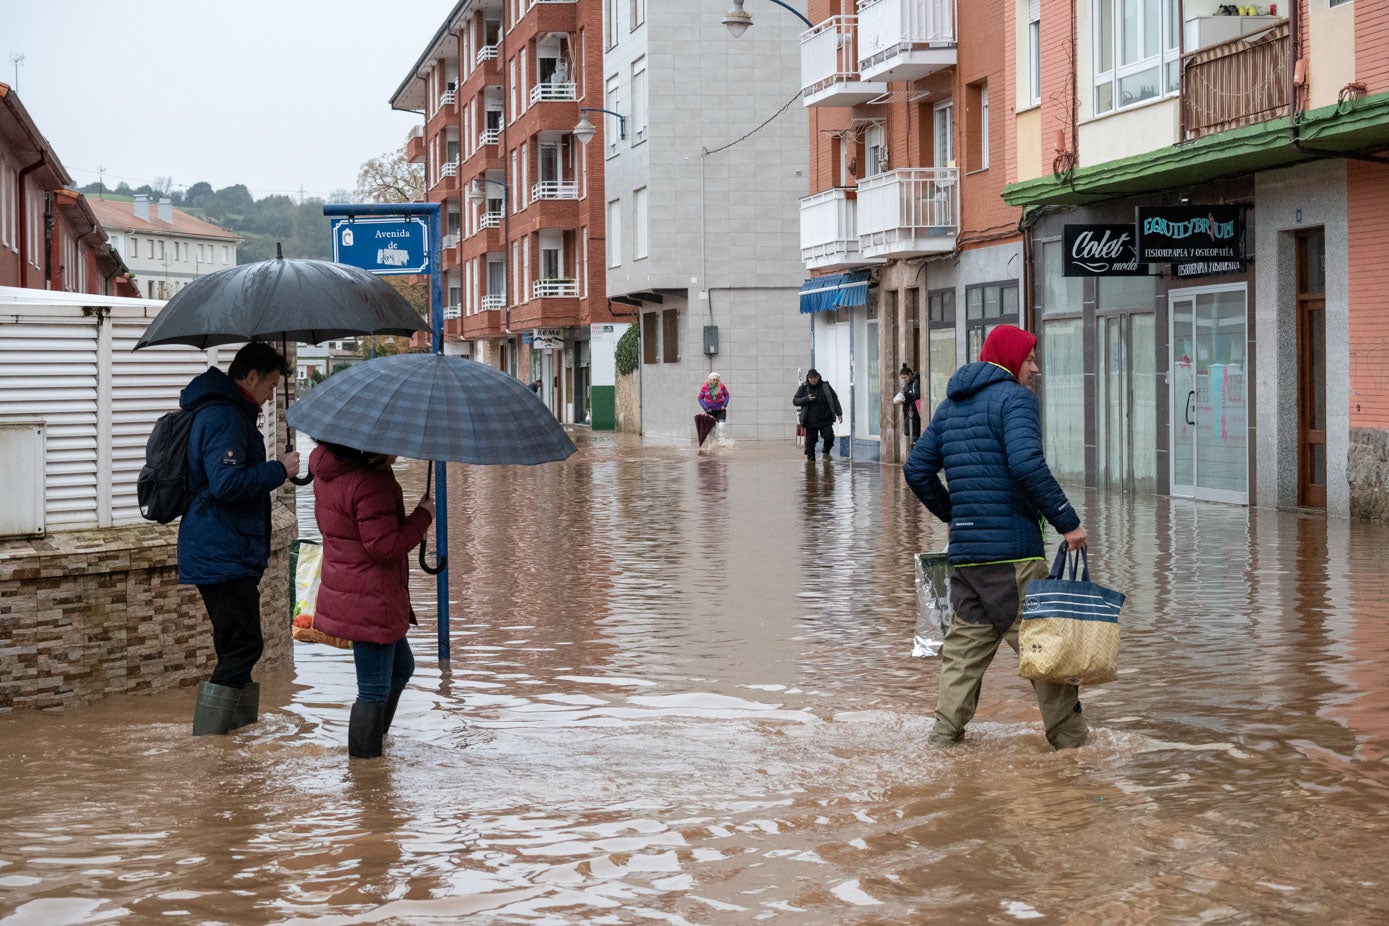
[904,324,1089,749]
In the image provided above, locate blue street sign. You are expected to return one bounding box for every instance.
[330,216,430,275]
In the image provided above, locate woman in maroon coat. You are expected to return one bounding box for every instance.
[310,443,434,759]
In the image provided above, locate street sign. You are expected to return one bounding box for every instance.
[1135,205,1244,263]
[330,216,430,275]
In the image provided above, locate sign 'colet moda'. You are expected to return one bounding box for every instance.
[1062,224,1149,277]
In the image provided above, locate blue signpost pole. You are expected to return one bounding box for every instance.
[323,202,451,662]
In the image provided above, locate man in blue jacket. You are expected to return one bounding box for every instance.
[178,343,299,736]
[904,325,1089,749]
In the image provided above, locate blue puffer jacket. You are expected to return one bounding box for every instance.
[903,362,1079,565]
[176,367,288,585]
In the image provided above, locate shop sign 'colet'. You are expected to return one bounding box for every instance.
[1135,205,1244,263]
[1062,224,1148,277]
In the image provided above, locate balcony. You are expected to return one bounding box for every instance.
[800,188,884,271]
[444,304,462,320]
[857,0,956,83]
[477,44,499,66]
[532,180,579,201]
[405,125,425,163]
[801,16,886,108]
[533,279,578,298]
[479,127,501,146]
[856,167,959,259]
[463,308,503,339]
[443,232,461,249]
[1181,19,1290,140]
[480,210,503,229]
[531,82,577,104]
[439,89,457,108]
[481,294,506,311]
[440,158,460,178]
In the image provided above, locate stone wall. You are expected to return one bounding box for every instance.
[0,504,297,712]
[1350,428,1389,520]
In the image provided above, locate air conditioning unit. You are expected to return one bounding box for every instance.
[0,420,45,539]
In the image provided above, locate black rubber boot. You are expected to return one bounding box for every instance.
[348,700,388,759]
[230,681,259,730]
[192,682,241,736]
[382,689,403,736]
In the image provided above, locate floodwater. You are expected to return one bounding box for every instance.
[3,433,1389,925]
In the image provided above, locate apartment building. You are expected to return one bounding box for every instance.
[392,0,619,428]
[798,0,1020,464]
[604,0,810,441]
[1003,0,1389,518]
[0,83,134,297]
[89,195,239,301]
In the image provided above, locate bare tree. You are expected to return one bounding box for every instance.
[354,146,424,204]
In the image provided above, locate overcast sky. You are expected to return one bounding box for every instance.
[3,0,455,199]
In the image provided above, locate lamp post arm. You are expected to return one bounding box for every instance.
[579,107,628,139]
[766,0,813,27]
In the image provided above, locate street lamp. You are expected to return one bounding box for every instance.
[573,108,627,146]
[466,176,507,206]
[722,0,813,36]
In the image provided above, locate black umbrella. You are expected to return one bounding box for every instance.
[135,253,428,350]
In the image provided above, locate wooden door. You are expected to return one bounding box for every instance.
[1297,231,1327,508]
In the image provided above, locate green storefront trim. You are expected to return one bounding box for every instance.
[590,384,616,431]
[1003,93,1389,209]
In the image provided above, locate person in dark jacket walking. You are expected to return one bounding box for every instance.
[793,369,844,459]
[904,325,1089,749]
[310,443,434,759]
[179,343,299,736]
[897,363,922,444]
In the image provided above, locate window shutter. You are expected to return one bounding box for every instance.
[1028,0,1040,23]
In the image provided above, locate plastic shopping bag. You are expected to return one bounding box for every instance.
[912,552,953,658]
[1018,544,1123,685]
[289,540,352,650]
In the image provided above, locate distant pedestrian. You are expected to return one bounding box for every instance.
[309,443,434,759]
[793,369,843,459]
[904,325,1089,750]
[179,343,299,736]
[698,372,730,422]
[897,363,921,444]
[531,379,542,395]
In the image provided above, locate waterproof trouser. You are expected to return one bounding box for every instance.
[198,576,264,688]
[930,559,1088,750]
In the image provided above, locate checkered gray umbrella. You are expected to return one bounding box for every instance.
[285,353,575,465]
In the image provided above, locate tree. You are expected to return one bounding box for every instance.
[185,181,214,207]
[114,182,133,197]
[151,176,174,196]
[354,146,424,204]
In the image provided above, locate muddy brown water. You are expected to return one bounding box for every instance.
[3,433,1388,924]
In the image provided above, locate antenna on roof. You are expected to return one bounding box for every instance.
[8,53,22,90]
[97,165,107,200]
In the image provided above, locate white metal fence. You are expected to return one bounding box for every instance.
[857,0,956,67]
[801,16,863,95]
[856,168,960,248]
[799,188,860,263]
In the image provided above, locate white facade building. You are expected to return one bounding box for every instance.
[89,195,239,301]
[603,0,809,440]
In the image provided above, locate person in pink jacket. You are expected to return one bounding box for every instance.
[697,372,730,422]
[310,442,434,759]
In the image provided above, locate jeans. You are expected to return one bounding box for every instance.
[198,576,264,688]
[352,638,415,703]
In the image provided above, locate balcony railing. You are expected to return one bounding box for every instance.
[532,180,579,201]
[531,82,578,103]
[1181,19,1290,140]
[857,0,956,82]
[480,210,503,229]
[439,89,457,108]
[479,128,501,146]
[404,124,423,146]
[800,16,886,107]
[443,233,460,249]
[440,158,460,178]
[856,167,959,258]
[528,0,577,6]
[481,294,506,311]
[444,304,462,320]
[800,188,880,270]
[477,44,499,65]
[533,279,578,298]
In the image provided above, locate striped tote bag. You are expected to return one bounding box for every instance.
[1018,544,1125,686]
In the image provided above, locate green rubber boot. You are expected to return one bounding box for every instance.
[230,681,259,730]
[191,682,241,736]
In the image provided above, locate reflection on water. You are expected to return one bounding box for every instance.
[4,432,1389,924]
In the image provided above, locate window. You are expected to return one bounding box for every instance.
[632,0,647,28]
[967,81,989,171]
[633,187,648,260]
[933,102,954,167]
[1092,0,1179,116]
[642,311,659,364]
[604,75,621,156]
[866,123,887,176]
[631,58,648,142]
[1330,0,1351,6]
[607,198,622,267]
[925,289,956,416]
[662,309,679,363]
[510,58,518,117]
[0,164,9,248]
[1027,0,1041,107]
[513,241,522,303]
[605,0,619,48]
[522,236,530,298]
[129,237,139,260]
[222,246,229,263]
[965,280,1020,361]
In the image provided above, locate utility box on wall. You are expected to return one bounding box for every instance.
[0,420,46,539]
[703,325,719,356]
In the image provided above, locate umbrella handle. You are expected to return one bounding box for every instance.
[418,460,445,574]
[290,473,314,486]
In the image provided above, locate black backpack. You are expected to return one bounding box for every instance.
[136,400,229,523]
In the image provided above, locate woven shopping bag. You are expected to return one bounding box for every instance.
[1018,543,1124,686]
[290,540,352,650]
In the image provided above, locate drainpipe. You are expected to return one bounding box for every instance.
[43,190,54,289]
[16,150,46,288]
[1287,3,1389,166]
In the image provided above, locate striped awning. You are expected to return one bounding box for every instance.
[798,271,871,314]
